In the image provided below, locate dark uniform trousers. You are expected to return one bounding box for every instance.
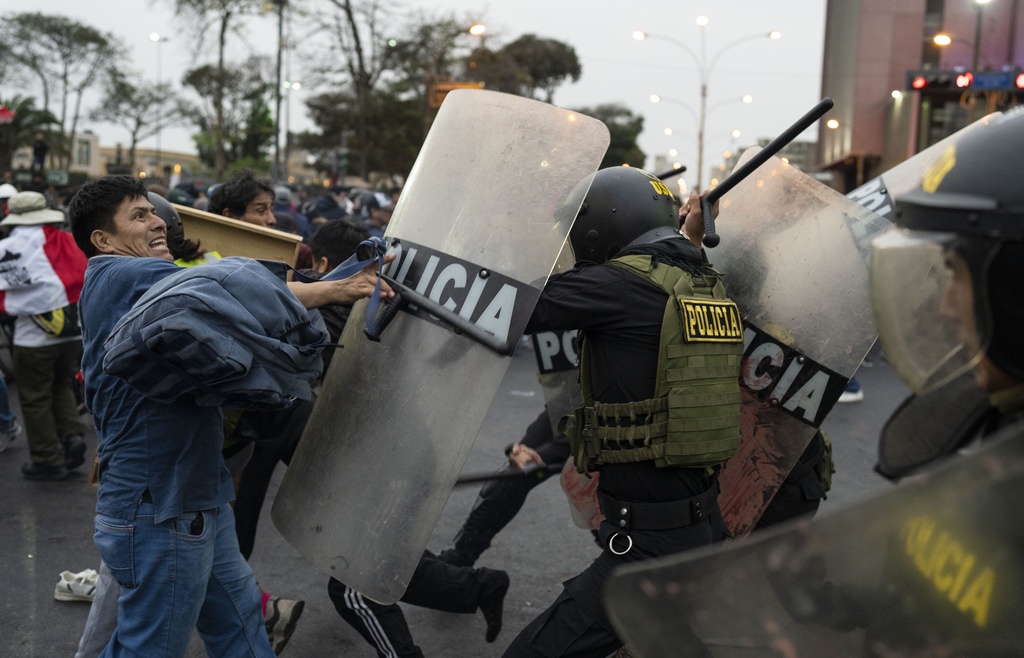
[450,410,571,566]
[502,509,720,657]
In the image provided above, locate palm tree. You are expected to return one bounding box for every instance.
[0,95,58,173]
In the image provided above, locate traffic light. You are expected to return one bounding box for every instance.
[906,70,956,90]
[906,68,1024,91]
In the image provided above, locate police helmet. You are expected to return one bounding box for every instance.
[870,109,1024,392]
[568,166,680,265]
[147,191,186,258]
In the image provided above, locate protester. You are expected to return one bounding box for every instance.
[0,191,87,481]
[67,175,389,657]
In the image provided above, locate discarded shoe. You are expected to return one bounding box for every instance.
[265,595,305,654]
[55,569,98,602]
[477,568,510,643]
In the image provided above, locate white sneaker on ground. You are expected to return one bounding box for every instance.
[55,568,99,602]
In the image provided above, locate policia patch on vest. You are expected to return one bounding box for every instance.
[678,298,743,343]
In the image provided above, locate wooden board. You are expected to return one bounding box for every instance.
[174,204,301,266]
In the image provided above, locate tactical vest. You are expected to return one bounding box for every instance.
[567,254,743,473]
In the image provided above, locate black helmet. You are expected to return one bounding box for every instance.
[870,109,1024,391]
[147,191,186,259]
[568,166,680,265]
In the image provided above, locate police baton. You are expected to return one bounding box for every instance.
[700,97,835,248]
[455,462,564,487]
[654,165,687,180]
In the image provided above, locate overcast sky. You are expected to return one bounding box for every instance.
[11,0,828,187]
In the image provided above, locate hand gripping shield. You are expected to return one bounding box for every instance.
[272,90,609,603]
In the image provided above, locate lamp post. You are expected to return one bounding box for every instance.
[282,80,300,182]
[149,32,168,181]
[272,0,286,183]
[973,0,991,70]
[634,19,781,189]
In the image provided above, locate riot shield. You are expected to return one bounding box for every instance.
[715,113,1004,536]
[605,429,1024,656]
[673,154,884,536]
[272,90,609,603]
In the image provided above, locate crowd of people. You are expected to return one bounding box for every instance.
[0,107,1020,658]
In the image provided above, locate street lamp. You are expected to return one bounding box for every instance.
[149,32,168,181]
[283,80,300,181]
[634,19,781,188]
[973,0,991,70]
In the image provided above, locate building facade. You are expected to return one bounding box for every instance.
[819,0,1024,193]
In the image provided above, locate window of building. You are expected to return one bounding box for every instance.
[77,139,91,167]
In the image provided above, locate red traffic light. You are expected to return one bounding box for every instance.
[1017,73,1024,88]
[956,72,974,88]
[912,76,928,89]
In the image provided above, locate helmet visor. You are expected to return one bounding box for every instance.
[870,228,991,394]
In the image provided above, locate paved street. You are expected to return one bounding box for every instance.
[0,340,907,657]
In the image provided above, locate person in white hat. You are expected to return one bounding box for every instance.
[0,183,18,219]
[0,191,88,480]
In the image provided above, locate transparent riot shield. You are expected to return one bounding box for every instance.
[605,429,1024,656]
[272,90,609,603]
[845,112,1002,226]
[715,113,1005,536]
[710,153,888,536]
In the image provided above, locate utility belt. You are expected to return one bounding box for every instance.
[598,481,720,532]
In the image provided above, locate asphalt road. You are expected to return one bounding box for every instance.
[0,341,908,657]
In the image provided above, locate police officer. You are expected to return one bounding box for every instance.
[502,167,742,657]
[870,109,1024,461]
[849,109,1024,652]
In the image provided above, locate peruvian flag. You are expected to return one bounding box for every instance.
[0,225,87,315]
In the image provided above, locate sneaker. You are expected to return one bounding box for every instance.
[22,461,69,481]
[838,378,864,404]
[477,568,510,643]
[63,433,87,470]
[264,596,304,654]
[55,568,98,602]
[0,420,21,454]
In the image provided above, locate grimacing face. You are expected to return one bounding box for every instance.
[92,195,172,261]
[234,191,275,228]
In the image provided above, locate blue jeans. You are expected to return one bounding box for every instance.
[0,375,14,428]
[94,501,273,658]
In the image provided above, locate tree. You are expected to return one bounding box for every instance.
[299,2,485,179]
[500,35,581,103]
[178,56,276,175]
[165,0,266,179]
[0,13,120,170]
[91,70,176,175]
[0,95,58,173]
[574,104,646,169]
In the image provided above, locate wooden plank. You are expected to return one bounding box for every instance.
[173,204,301,267]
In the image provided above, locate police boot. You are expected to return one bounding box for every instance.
[475,567,510,643]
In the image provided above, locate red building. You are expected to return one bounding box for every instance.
[819,0,1024,192]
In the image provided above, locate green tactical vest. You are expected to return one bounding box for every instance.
[566,254,743,473]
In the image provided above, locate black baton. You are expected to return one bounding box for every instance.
[701,97,835,248]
